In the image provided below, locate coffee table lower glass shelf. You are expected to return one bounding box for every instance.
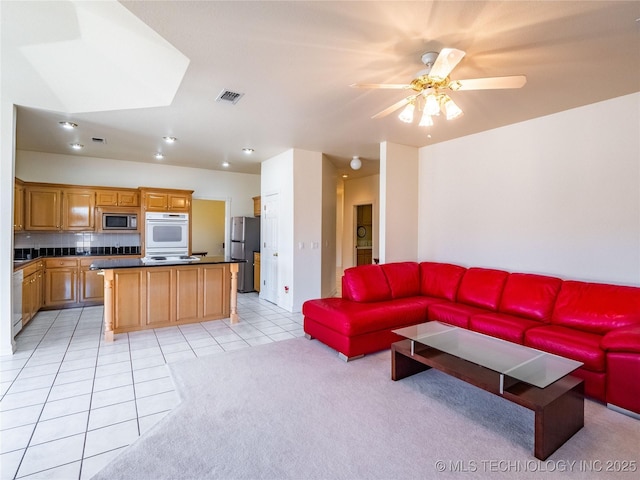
[392,321,584,460]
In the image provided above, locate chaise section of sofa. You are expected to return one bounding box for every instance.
[302,262,452,360]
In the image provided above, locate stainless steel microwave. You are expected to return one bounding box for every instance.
[102,213,138,230]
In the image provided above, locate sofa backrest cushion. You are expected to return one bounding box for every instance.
[380,262,420,299]
[499,273,562,321]
[342,264,391,302]
[551,281,640,335]
[419,262,466,301]
[456,267,509,310]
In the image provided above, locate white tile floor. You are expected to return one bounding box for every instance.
[0,293,304,479]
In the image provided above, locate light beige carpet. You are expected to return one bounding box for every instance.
[93,337,640,479]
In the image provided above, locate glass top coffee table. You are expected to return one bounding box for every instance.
[392,321,584,460]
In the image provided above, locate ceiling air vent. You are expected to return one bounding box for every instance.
[92,137,106,144]
[215,89,244,104]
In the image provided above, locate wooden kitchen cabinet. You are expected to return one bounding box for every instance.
[140,188,193,212]
[44,258,78,308]
[21,260,44,326]
[43,257,121,309]
[80,258,113,304]
[253,196,261,217]
[95,189,140,207]
[25,186,62,230]
[104,263,230,333]
[25,185,96,231]
[14,179,24,231]
[62,188,96,231]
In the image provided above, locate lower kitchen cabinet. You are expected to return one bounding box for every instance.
[43,256,122,309]
[80,258,111,304]
[105,263,230,333]
[22,260,44,326]
[44,259,78,307]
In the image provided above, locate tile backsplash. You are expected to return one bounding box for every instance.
[14,232,141,258]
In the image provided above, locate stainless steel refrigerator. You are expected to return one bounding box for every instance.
[230,216,260,292]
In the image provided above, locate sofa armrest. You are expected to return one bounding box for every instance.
[601,324,640,353]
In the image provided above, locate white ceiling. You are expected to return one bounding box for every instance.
[6,1,640,179]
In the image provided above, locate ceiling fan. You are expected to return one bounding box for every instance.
[351,48,526,126]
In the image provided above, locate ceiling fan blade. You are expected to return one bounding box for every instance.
[429,48,466,81]
[371,96,413,119]
[350,83,412,89]
[453,75,527,90]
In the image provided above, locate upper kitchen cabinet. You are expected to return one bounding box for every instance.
[140,188,193,213]
[253,196,261,217]
[14,178,24,231]
[25,184,96,231]
[62,188,96,231]
[25,185,62,230]
[95,188,140,207]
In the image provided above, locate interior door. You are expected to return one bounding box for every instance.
[261,193,279,304]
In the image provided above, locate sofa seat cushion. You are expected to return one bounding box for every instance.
[469,313,543,344]
[341,264,391,302]
[302,297,435,336]
[456,267,509,310]
[427,302,489,328]
[524,325,605,372]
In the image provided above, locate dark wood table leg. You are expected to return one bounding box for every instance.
[392,343,430,380]
[534,381,584,460]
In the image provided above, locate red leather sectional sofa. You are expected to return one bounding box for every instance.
[302,261,640,416]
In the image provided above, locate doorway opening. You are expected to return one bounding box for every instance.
[355,204,372,266]
[191,199,226,257]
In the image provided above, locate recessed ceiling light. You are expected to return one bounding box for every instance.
[242,148,254,154]
[342,174,349,178]
[163,136,177,143]
[222,162,230,168]
[59,121,78,129]
[154,153,164,160]
[70,143,83,150]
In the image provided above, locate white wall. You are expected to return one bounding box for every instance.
[16,151,260,218]
[380,142,419,263]
[418,93,640,286]
[321,156,337,297]
[342,174,379,269]
[261,148,325,311]
[293,150,323,310]
[0,105,17,356]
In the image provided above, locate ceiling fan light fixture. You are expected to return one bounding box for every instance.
[398,103,415,123]
[350,156,362,170]
[424,93,440,116]
[442,96,463,120]
[419,112,434,127]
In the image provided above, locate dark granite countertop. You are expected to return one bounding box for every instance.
[14,253,140,270]
[89,256,244,270]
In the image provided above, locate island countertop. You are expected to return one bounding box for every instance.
[90,256,244,270]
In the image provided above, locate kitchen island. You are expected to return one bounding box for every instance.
[90,257,242,341]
